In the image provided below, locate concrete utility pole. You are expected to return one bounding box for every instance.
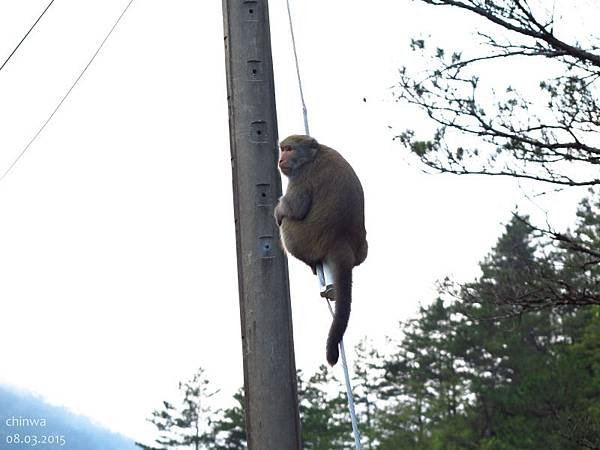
[222,1,302,449]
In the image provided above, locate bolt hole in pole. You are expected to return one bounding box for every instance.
[250,121,267,143]
[244,1,258,22]
[256,184,270,204]
[259,236,274,257]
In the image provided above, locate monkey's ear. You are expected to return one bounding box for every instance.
[308,137,319,158]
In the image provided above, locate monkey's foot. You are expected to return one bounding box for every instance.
[320,285,335,301]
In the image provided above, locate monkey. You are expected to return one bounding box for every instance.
[274,135,367,366]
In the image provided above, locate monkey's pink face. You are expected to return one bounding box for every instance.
[278,145,295,176]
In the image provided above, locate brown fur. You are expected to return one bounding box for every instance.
[275,135,368,365]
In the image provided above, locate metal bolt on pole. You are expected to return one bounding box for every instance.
[222,1,302,449]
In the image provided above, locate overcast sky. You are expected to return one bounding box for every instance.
[0,0,589,443]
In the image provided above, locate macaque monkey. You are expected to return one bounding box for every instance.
[274,135,368,366]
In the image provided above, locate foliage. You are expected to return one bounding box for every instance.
[451,195,600,312]
[396,0,600,311]
[139,367,218,450]
[352,340,385,449]
[396,0,600,187]
[206,390,246,450]
[373,210,600,449]
[298,366,352,449]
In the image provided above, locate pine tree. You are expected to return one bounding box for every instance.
[141,367,218,450]
[298,366,351,449]
[352,340,384,449]
[207,389,246,450]
[376,212,599,449]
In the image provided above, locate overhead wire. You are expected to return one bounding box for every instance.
[0,0,137,184]
[0,0,56,74]
[285,0,309,136]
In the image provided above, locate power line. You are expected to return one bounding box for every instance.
[0,0,56,74]
[285,0,309,135]
[0,0,136,184]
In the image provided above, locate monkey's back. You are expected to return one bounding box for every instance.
[281,145,367,267]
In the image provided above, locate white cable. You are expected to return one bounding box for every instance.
[284,2,363,446]
[285,0,309,135]
[318,262,362,449]
[326,300,363,450]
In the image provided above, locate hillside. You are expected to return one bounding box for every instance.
[0,385,137,450]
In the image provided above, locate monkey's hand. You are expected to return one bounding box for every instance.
[275,207,284,226]
[274,201,286,226]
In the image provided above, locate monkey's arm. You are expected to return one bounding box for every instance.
[274,189,312,225]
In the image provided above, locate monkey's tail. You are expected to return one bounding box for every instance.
[326,261,353,366]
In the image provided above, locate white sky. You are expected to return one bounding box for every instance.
[0,0,589,443]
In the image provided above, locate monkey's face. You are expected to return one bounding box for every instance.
[278,138,318,178]
[278,144,297,177]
